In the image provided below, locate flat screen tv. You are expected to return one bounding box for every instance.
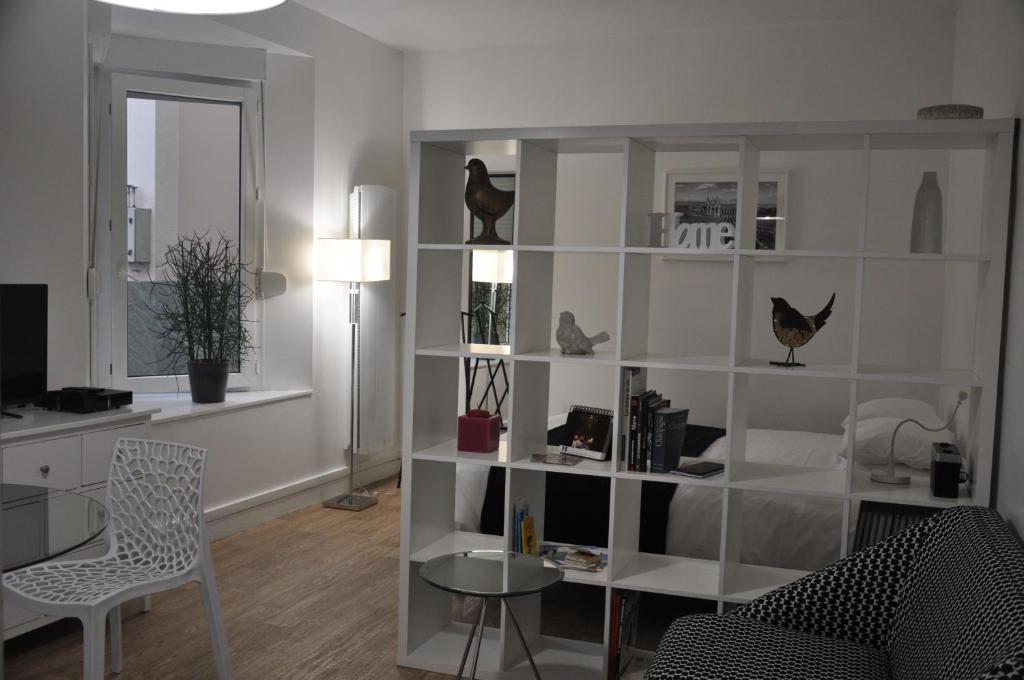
[1,284,48,409]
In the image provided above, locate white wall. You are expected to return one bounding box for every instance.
[2,1,403,536]
[404,12,961,432]
[0,0,90,389]
[403,15,954,130]
[951,0,1024,527]
[218,3,406,474]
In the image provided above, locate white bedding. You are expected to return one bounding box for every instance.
[455,427,848,572]
[667,429,845,571]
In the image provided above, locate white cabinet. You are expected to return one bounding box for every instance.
[82,424,147,486]
[3,437,82,490]
[2,409,156,640]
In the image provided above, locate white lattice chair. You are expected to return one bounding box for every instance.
[2,439,232,679]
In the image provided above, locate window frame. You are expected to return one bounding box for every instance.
[104,73,264,393]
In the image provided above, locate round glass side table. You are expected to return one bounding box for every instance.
[418,550,563,680]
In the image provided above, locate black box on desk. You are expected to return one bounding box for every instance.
[930,443,963,499]
[45,387,133,414]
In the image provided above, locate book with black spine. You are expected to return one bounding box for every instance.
[645,396,669,472]
[620,368,647,469]
[629,389,655,471]
[651,407,689,473]
[637,392,662,473]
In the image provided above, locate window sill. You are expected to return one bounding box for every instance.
[136,389,313,425]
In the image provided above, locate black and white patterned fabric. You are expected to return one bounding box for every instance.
[732,510,933,650]
[976,651,1024,680]
[644,614,889,680]
[888,508,1024,680]
[644,507,1024,680]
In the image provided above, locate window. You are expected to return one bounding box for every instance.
[103,74,263,392]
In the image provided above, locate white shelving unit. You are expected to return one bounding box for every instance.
[399,119,1016,678]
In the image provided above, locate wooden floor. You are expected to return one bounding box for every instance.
[4,478,449,680]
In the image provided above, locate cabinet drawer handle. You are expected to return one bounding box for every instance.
[39,464,50,477]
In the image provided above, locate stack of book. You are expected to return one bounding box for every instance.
[512,498,537,555]
[621,368,689,474]
[540,544,608,572]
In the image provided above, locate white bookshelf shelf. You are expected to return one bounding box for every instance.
[723,564,810,601]
[733,359,854,379]
[405,623,503,677]
[612,554,720,599]
[410,531,506,563]
[412,439,510,466]
[513,349,620,366]
[729,462,848,497]
[420,243,992,262]
[614,469,728,488]
[849,466,972,509]
[621,353,731,372]
[504,637,605,680]
[509,456,616,478]
[416,343,512,359]
[400,119,1014,677]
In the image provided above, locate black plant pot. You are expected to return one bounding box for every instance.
[188,360,229,404]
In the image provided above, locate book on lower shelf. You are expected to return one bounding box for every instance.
[512,498,537,554]
[608,590,641,680]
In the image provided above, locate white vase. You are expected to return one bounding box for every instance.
[910,171,943,253]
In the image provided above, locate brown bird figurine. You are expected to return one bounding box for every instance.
[770,293,835,367]
[465,158,514,245]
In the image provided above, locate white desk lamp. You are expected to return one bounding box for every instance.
[871,391,968,485]
[317,236,391,510]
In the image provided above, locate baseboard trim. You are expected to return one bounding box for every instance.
[204,450,401,540]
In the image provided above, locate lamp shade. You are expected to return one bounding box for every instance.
[317,238,391,283]
[96,0,285,13]
[471,250,513,284]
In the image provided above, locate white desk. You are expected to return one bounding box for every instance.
[2,405,159,639]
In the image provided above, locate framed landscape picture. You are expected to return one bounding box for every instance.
[664,170,787,254]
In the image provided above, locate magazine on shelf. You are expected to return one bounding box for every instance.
[540,544,608,572]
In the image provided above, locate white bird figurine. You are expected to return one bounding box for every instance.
[556,311,610,355]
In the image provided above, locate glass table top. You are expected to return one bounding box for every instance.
[418,550,563,597]
[2,484,109,572]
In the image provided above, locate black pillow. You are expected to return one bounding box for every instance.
[682,424,726,458]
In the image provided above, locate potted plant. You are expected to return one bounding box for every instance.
[152,232,256,403]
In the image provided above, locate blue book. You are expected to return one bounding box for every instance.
[651,408,689,474]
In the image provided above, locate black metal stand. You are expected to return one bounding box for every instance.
[770,347,805,368]
[456,597,542,680]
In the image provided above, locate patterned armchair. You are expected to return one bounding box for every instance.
[645,506,1024,680]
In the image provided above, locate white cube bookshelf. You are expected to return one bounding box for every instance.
[400,119,1016,678]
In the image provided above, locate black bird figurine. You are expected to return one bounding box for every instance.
[770,293,836,367]
[465,158,514,245]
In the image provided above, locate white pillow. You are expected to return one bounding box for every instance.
[841,398,943,430]
[839,416,956,469]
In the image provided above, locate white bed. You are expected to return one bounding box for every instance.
[666,428,845,571]
[455,427,848,573]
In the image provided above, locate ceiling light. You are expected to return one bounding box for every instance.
[97,0,286,15]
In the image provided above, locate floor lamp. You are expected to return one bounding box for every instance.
[317,236,391,511]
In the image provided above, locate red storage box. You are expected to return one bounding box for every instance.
[457,410,501,453]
